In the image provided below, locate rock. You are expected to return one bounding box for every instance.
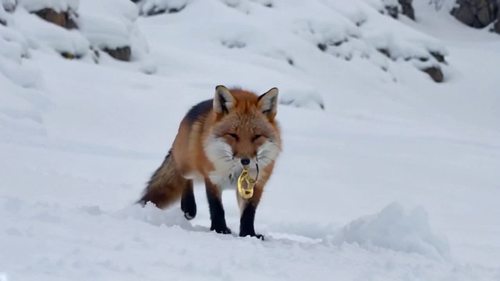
[222,40,246,49]
[384,5,399,19]
[103,46,131,61]
[399,0,415,20]
[476,5,492,26]
[142,6,183,16]
[136,0,187,16]
[422,66,444,82]
[494,19,500,33]
[60,52,82,60]
[384,0,415,20]
[452,2,475,25]
[377,48,392,59]
[451,0,499,28]
[376,47,446,82]
[33,8,78,29]
[430,51,446,63]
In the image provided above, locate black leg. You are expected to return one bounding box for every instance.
[205,179,231,234]
[239,203,264,240]
[181,180,196,220]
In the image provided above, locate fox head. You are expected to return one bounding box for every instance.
[204,85,281,182]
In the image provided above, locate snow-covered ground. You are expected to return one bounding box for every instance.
[1,0,500,280]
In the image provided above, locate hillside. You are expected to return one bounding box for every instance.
[1,0,500,280]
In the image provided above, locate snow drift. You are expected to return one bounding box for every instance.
[330,203,450,259]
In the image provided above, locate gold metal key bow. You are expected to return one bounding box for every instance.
[237,168,256,199]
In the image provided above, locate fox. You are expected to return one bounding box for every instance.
[138,85,281,239]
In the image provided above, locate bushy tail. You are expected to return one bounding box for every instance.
[138,150,192,209]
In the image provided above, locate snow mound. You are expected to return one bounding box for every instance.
[0,19,49,136]
[19,0,78,13]
[2,0,17,13]
[115,202,194,230]
[329,203,450,259]
[280,89,325,110]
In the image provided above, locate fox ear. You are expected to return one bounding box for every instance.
[258,87,279,119]
[214,85,235,114]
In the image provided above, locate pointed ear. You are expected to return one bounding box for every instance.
[258,87,279,119]
[213,85,235,114]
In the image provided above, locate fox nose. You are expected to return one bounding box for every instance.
[240,158,250,166]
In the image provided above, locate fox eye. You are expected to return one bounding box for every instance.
[252,134,263,142]
[226,133,239,141]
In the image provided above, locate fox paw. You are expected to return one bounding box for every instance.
[239,232,265,240]
[184,211,196,220]
[181,196,196,220]
[211,225,232,234]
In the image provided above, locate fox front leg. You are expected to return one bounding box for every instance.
[238,186,264,240]
[205,178,231,234]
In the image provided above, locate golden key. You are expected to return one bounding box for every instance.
[237,168,256,199]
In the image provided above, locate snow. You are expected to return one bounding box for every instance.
[330,203,450,259]
[18,0,79,12]
[1,0,500,280]
[1,0,17,12]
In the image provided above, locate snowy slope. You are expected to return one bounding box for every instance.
[1,0,500,280]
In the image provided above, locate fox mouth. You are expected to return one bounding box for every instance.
[229,160,259,183]
[204,135,280,185]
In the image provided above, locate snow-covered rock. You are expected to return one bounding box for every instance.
[451,0,499,33]
[78,0,148,61]
[13,8,89,57]
[0,3,8,25]
[280,89,325,110]
[18,0,78,13]
[382,0,415,20]
[136,0,189,16]
[1,0,149,61]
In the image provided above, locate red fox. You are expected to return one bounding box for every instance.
[138,85,281,239]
